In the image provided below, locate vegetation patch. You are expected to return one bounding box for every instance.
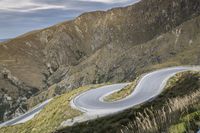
[104,77,140,102]
[0,84,104,133]
[169,123,187,133]
[169,110,200,133]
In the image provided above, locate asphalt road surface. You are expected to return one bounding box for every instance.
[72,66,196,115]
[0,99,52,127]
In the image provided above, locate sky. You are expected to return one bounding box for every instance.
[0,0,140,39]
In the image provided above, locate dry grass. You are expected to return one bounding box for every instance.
[164,70,199,90]
[105,77,141,102]
[0,84,104,133]
[121,89,200,133]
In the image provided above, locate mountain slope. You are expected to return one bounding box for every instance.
[0,0,200,122]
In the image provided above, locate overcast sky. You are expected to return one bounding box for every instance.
[0,0,140,39]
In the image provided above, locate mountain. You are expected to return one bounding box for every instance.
[0,0,200,122]
[0,39,8,42]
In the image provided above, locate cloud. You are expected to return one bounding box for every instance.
[79,0,129,3]
[0,0,134,12]
[0,0,66,12]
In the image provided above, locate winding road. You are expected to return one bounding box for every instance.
[72,66,197,115]
[0,66,199,127]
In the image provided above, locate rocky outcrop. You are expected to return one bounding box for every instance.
[0,68,39,122]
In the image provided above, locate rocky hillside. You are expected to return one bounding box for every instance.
[0,0,200,122]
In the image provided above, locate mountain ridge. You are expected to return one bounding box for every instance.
[0,39,9,42]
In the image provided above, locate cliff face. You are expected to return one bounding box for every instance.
[0,0,200,122]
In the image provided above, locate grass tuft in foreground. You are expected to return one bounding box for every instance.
[122,89,200,133]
